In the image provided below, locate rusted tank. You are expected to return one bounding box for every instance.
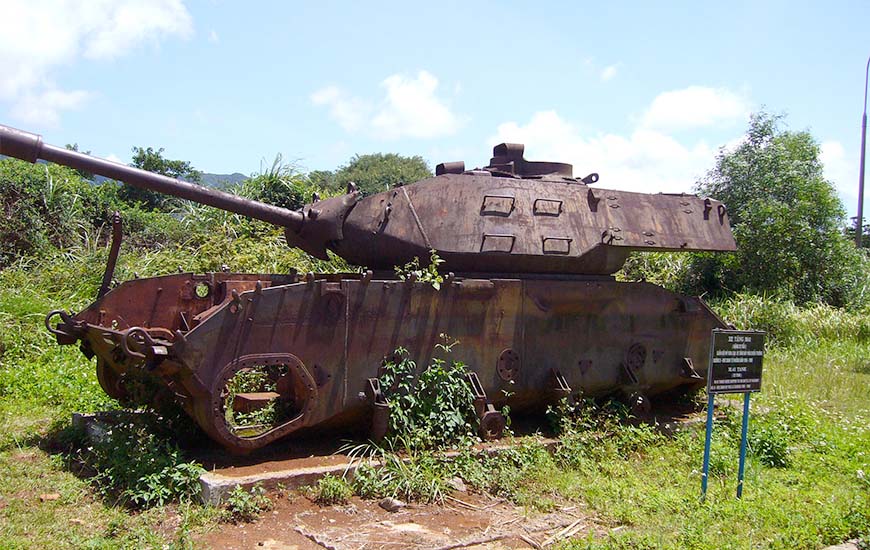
[1,124,736,452]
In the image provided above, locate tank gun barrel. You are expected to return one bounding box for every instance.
[0,124,304,231]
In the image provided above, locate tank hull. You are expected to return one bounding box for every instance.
[50,271,725,452]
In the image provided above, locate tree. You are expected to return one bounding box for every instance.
[119,147,202,210]
[694,112,868,307]
[322,153,432,196]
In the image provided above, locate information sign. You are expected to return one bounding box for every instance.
[701,329,766,500]
[708,330,765,394]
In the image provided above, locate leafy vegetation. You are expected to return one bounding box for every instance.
[223,365,292,437]
[308,152,432,196]
[376,338,478,449]
[221,484,272,523]
[77,414,205,508]
[394,249,446,289]
[122,146,203,210]
[311,474,353,506]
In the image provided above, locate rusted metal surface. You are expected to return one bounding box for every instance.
[97,211,122,299]
[0,123,737,452]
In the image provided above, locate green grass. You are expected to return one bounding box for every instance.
[0,401,220,549]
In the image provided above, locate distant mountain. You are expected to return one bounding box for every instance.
[200,172,248,189]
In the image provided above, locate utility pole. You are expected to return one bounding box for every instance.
[856,56,870,247]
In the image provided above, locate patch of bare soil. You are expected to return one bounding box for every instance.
[201,492,602,550]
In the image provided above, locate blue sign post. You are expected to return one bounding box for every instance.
[700,329,765,501]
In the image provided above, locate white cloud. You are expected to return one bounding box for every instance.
[600,65,618,82]
[490,110,718,194]
[311,70,463,140]
[11,88,93,126]
[0,0,193,126]
[371,71,461,139]
[641,86,750,131]
[209,29,219,43]
[310,86,369,132]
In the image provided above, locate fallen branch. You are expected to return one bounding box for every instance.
[541,519,584,547]
[444,495,483,510]
[519,533,543,549]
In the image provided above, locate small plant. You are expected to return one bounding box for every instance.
[223,483,272,523]
[394,249,445,289]
[313,474,352,505]
[351,447,450,503]
[548,397,664,469]
[73,412,205,508]
[223,365,293,437]
[378,337,478,449]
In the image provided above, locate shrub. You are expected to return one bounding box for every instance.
[313,474,352,505]
[76,413,204,508]
[223,483,272,523]
[378,339,478,449]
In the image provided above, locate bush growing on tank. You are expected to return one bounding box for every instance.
[378,338,478,449]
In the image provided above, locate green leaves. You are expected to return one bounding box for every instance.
[395,250,445,290]
[123,146,202,211]
[222,484,272,523]
[378,341,478,450]
[695,111,870,308]
[77,414,205,508]
[311,153,432,197]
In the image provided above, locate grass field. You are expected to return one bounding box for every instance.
[0,250,868,549]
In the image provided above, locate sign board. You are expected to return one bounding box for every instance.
[707,329,765,394]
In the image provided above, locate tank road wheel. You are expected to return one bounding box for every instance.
[95,357,128,401]
[205,354,318,453]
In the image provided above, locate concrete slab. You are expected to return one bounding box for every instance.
[200,457,354,505]
[198,438,558,505]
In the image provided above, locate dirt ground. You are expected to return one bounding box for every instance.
[195,404,705,549]
[200,491,603,550]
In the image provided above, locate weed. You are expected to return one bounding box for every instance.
[378,339,478,449]
[394,249,445,289]
[223,483,272,523]
[549,397,664,469]
[313,474,352,505]
[351,446,450,503]
[64,412,204,508]
[223,365,293,436]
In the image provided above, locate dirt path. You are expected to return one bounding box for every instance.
[201,492,600,550]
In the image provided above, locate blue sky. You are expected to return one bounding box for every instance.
[1,0,868,221]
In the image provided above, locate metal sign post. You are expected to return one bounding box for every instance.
[700,329,765,501]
